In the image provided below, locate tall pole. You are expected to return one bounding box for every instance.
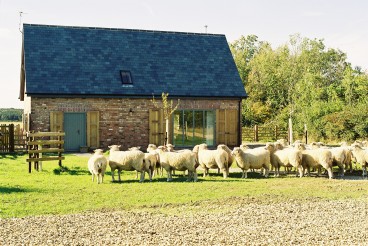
[288,117,293,144]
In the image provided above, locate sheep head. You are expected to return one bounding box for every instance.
[128,146,141,151]
[231,147,243,157]
[93,149,104,155]
[108,145,121,151]
[239,144,249,151]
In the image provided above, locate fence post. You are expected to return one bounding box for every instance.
[254,125,258,142]
[9,124,14,153]
[274,125,278,141]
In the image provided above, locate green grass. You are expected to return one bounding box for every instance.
[0,153,367,218]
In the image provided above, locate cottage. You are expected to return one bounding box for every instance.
[19,24,247,151]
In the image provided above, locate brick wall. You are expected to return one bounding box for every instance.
[29,97,240,150]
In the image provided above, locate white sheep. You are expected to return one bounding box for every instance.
[108,145,149,182]
[311,142,351,176]
[87,149,108,184]
[147,144,162,176]
[231,146,270,178]
[295,143,334,179]
[156,146,198,182]
[267,142,303,177]
[217,144,234,175]
[329,147,349,177]
[350,143,368,177]
[129,147,156,181]
[193,143,229,178]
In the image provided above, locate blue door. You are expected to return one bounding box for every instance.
[64,113,86,151]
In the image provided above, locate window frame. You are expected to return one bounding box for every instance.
[120,70,133,85]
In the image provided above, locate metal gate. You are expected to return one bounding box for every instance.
[63,113,86,151]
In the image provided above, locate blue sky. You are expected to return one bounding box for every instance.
[1,0,367,108]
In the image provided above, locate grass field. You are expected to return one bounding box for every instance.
[0,153,367,219]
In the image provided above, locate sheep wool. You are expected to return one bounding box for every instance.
[108,145,147,182]
[231,146,270,178]
[88,149,108,184]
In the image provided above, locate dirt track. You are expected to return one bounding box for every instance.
[1,197,367,245]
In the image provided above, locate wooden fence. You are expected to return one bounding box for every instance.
[242,125,288,143]
[26,131,65,173]
[0,124,27,153]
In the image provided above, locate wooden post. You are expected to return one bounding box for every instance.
[27,132,33,173]
[58,131,62,167]
[254,125,258,142]
[304,124,308,144]
[9,124,14,153]
[274,125,278,141]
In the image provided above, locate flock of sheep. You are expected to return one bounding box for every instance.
[87,140,368,184]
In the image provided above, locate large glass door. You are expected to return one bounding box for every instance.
[173,110,215,147]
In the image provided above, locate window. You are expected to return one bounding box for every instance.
[120,70,133,84]
[173,110,215,147]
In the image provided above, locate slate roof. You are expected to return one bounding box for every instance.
[21,24,247,99]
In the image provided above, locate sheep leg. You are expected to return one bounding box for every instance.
[338,164,344,177]
[203,167,209,177]
[222,168,228,178]
[167,169,172,182]
[362,165,367,177]
[139,171,145,183]
[263,165,269,178]
[241,169,245,179]
[297,166,303,178]
[148,168,153,182]
[193,171,198,182]
[243,169,248,178]
[117,170,122,182]
[111,170,115,182]
[326,167,333,179]
[187,171,192,181]
[92,173,95,182]
[274,166,279,177]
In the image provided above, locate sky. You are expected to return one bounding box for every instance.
[1,0,367,109]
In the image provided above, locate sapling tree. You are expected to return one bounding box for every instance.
[151,92,180,145]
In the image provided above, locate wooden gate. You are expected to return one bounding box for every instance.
[0,124,27,153]
[26,131,65,173]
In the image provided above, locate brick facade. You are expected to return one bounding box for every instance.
[27,97,240,150]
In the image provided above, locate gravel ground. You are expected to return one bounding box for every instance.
[1,197,367,245]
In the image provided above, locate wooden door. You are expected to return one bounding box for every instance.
[216,109,238,146]
[50,111,64,132]
[149,109,165,146]
[87,111,99,149]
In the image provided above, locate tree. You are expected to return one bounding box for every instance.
[230,33,368,141]
[151,92,180,145]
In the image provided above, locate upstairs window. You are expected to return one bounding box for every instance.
[120,70,133,84]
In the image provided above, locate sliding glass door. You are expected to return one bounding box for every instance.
[173,110,215,147]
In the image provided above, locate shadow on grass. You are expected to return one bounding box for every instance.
[0,186,36,194]
[53,166,90,176]
[0,153,20,160]
[106,171,265,184]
